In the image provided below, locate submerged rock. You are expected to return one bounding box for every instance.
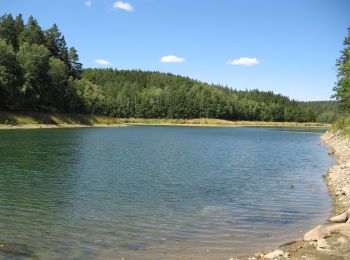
[199,205,225,216]
[0,242,35,258]
[304,225,330,241]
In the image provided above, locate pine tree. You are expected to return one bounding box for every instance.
[13,14,24,50]
[0,14,16,48]
[19,16,45,45]
[333,27,350,111]
[68,47,82,79]
[45,24,69,62]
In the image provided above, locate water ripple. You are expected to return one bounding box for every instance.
[0,127,333,259]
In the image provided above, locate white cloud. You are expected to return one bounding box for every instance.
[85,0,92,7]
[160,55,185,63]
[113,1,133,12]
[94,59,111,65]
[227,57,260,66]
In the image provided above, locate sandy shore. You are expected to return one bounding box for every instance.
[239,131,350,260]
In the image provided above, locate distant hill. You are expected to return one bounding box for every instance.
[0,13,338,123]
[83,68,338,122]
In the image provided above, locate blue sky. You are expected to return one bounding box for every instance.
[1,0,349,101]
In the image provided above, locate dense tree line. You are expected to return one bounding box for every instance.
[0,14,99,113]
[83,68,332,122]
[0,14,339,122]
[298,101,341,123]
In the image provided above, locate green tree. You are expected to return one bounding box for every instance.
[75,79,104,114]
[17,42,50,109]
[13,14,24,50]
[0,38,22,109]
[333,27,350,111]
[44,24,69,63]
[68,47,82,79]
[47,57,68,109]
[19,16,45,46]
[0,14,16,48]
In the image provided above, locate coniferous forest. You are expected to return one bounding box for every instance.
[0,14,340,123]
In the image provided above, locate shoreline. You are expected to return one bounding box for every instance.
[244,131,350,260]
[0,123,129,130]
[0,111,331,130]
[0,121,330,130]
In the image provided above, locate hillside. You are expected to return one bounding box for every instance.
[0,13,339,123]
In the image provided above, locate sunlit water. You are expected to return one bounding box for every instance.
[0,126,333,259]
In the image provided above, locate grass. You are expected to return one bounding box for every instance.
[0,111,125,126]
[332,116,350,136]
[0,111,331,128]
[122,118,329,127]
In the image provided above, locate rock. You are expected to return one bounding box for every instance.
[309,241,317,247]
[337,236,347,245]
[316,247,332,253]
[328,223,350,237]
[329,211,348,223]
[264,249,284,259]
[335,190,342,196]
[304,225,330,241]
[317,239,330,249]
[342,184,350,196]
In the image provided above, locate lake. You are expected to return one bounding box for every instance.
[0,126,333,259]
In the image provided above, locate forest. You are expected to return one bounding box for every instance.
[0,14,341,123]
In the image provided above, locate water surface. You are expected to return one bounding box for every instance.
[0,126,333,259]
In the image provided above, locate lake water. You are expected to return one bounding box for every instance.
[0,126,333,259]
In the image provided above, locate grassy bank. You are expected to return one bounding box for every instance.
[0,111,330,129]
[0,111,125,126]
[332,116,350,136]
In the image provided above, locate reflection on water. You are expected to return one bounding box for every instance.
[0,126,333,259]
[271,126,330,133]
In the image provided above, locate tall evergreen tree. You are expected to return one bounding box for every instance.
[0,14,16,48]
[333,27,350,111]
[44,24,69,62]
[19,16,45,46]
[12,14,24,50]
[68,47,82,79]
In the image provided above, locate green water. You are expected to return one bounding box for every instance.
[0,126,333,259]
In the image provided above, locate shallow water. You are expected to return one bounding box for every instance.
[0,126,334,259]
